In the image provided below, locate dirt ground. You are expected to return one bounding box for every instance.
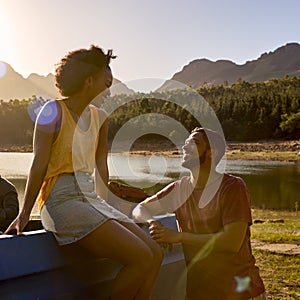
[226,140,300,152]
[251,240,300,255]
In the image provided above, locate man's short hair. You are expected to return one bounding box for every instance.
[191,127,226,164]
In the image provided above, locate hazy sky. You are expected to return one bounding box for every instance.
[1,0,300,84]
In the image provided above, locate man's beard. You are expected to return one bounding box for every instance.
[181,151,207,169]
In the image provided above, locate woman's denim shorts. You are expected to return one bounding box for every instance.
[41,172,131,245]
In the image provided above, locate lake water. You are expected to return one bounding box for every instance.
[1,152,299,215]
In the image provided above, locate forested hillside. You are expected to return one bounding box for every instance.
[104,76,300,141]
[0,76,299,150]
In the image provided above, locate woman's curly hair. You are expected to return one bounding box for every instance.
[55,45,116,97]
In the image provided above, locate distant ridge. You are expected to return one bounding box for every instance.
[1,43,300,100]
[0,62,58,101]
[0,63,134,101]
[161,42,300,90]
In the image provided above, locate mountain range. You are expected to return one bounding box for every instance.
[1,42,300,101]
[168,42,300,88]
[0,63,134,101]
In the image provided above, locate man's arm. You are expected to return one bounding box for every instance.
[132,195,166,223]
[133,180,182,223]
[150,221,248,253]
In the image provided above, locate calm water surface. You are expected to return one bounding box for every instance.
[1,152,299,214]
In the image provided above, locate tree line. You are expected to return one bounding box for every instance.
[0,76,299,149]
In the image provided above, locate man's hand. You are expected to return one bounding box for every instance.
[148,220,181,249]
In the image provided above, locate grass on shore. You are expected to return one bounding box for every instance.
[251,208,300,244]
[251,209,300,299]
[253,249,300,300]
[226,151,300,161]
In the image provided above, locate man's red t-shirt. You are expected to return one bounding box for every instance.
[156,174,265,300]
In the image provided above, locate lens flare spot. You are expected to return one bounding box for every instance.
[148,155,167,175]
[234,276,251,293]
[0,61,7,78]
[37,101,58,125]
[28,99,57,125]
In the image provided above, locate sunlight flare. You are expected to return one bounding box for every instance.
[0,61,7,77]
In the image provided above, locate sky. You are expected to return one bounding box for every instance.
[1,0,300,87]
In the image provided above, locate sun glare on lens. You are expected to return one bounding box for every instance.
[0,61,7,77]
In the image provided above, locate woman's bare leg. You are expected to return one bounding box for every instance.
[120,221,163,300]
[76,219,156,300]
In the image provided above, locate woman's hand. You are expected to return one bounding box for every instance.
[4,212,30,235]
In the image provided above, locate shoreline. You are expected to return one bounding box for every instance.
[112,139,300,161]
[1,140,299,161]
[111,150,300,162]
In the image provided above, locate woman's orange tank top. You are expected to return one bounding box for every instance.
[36,100,103,211]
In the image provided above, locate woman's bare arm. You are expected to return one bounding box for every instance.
[5,101,60,234]
[95,110,109,200]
